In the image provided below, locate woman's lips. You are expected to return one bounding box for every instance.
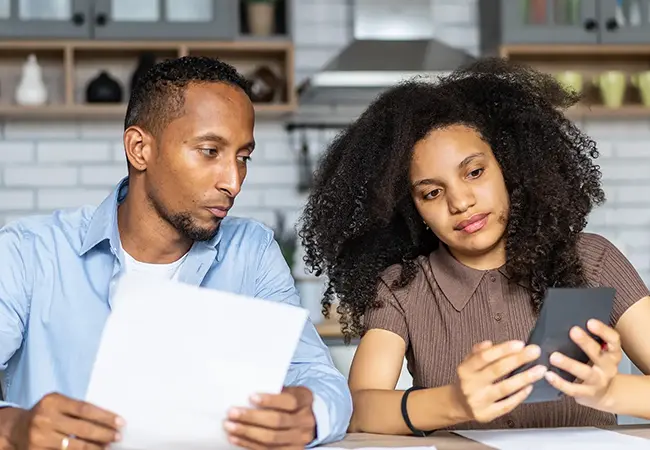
[456,213,489,233]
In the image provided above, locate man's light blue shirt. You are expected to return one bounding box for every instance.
[0,178,352,446]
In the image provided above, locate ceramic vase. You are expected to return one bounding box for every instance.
[86,71,123,103]
[15,54,48,106]
[247,1,275,36]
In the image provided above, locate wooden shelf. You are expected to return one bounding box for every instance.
[0,40,296,119]
[0,103,295,120]
[500,44,650,57]
[0,39,294,54]
[566,104,650,119]
[500,44,650,118]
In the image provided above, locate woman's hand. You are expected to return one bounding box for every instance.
[454,340,547,423]
[545,319,622,411]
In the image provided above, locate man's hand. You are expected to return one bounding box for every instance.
[224,386,316,449]
[8,392,124,450]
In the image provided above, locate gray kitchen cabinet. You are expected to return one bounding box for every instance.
[500,0,599,44]
[599,0,650,43]
[489,0,650,46]
[91,0,236,40]
[0,0,92,39]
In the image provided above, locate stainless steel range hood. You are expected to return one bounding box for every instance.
[297,0,476,106]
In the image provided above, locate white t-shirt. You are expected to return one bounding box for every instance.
[122,249,188,281]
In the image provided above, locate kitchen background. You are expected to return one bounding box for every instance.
[0,0,649,423]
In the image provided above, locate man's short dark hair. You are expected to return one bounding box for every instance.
[124,55,252,136]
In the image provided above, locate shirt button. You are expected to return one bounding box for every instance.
[495,312,502,321]
[507,419,515,428]
[490,275,496,282]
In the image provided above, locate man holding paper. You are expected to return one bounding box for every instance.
[0,56,352,449]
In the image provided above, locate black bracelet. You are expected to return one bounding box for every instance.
[400,386,435,437]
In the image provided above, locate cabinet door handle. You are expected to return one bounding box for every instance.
[605,17,619,31]
[71,12,85,26]
[95,13,108,26]
[583,18,598,31]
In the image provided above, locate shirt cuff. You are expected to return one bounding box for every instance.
[307,393,330,448]
[0,401,18,408]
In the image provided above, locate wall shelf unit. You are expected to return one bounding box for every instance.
[500,44,650,119]
[0,39,296,119]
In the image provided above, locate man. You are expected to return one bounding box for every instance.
[0,56,352,450]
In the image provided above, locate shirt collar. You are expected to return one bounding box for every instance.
[79,177,224,258]
[79,177,126,256]
[428,244,514,312]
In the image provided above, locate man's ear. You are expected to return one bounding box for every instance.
[124,126,155,172]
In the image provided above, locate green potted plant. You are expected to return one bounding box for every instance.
[272,210,296,270]
[245,0,277,36]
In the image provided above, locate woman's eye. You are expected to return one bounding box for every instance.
[468,168,484,178]
[424,189,441,200]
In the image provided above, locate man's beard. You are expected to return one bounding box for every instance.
[150,195,220,242]
[167,212,220,242]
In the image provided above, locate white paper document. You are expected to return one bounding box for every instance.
[85,274,309,450]
[322,447,436,450]
[455,427,650,449]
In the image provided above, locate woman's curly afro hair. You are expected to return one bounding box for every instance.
[298,57,605,341]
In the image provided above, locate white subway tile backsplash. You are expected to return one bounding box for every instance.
[4,167,78,187]
[262,188,309,208]
[3,121,79,139]
[294,24,349,46]
[295,47,345,70]
[37,189,112,210]
[619,230,650,249]
[80,165,128,186]
[112,143,127,162]
[0,0,645,304]
[254,121,288,141]
[37,142,112,163]
[297,1,349,25]
[434,25,479,49]
[232,188,263,208]
[78,121,124,139]
[0,142,35,163]
[259,139,296,163]
[246,165,299,186]
[587,207,608,227]
[615,141,650,158]
[600,161,650,181]
[0,191,35,211]
[595,141,614,158]
[585,120,650,138]
[229,209,277,228]
[614,185,650,205]
[606,208,650,226]
[432,3,475,25]
[628,253,650,272]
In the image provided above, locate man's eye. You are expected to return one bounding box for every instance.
[200,149,218,157]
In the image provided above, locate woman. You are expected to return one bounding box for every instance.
[299,58,650,434]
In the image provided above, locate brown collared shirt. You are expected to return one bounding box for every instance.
[364,233,649,430]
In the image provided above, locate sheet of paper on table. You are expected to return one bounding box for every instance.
[455,427,650,449]
[85,274,309,450]
[322,447,436,450]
